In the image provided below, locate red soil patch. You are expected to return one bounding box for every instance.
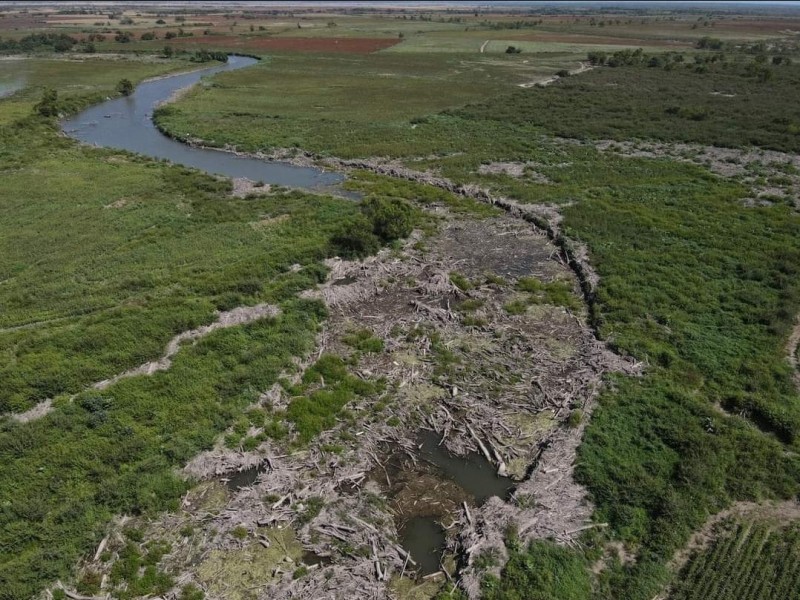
[170,36,400,54]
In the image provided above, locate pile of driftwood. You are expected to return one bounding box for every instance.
[68,198,638,600]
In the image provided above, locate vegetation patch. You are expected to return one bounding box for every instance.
[455,59,800,152]
[670,518,800,600]
[196,529,303,600]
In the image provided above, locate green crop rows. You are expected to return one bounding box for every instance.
[671,519,800,600]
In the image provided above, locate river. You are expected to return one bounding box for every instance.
[61,55,344,190]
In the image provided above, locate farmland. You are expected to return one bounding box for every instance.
[670,507,800,600]
[1,2,800,600]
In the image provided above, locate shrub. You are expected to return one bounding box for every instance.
[34,88,59,117]
[116,78,134,96]
[330,216,380,259]
[361,196,415,242]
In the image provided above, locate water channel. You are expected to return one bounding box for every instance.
[61,55,344,190]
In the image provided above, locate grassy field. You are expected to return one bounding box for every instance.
[670,518,800,599]
[153,50,580,157]
[455,58,800,153]
[0,55,187,123]
[2,5,800,599]
[0,114,364,414]
[0,65,391,595]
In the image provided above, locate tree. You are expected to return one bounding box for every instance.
[34,88,58,117]
[116,79,134,96]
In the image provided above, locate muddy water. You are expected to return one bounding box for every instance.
[417,430,513,504]
[61,55,345,190]
[393,430,515,576]
[399,516,447,575]
[223,462,268,491]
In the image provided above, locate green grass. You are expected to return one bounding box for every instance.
[670,519,800,600]
[0,116,366,414]
[0,56,191,124]
[0,74,385,596]
[3,16,800,599]
[0,299,325,598]
[153,51,577,158]
[285,354,383,444]
[342,328,385,353]
[482,539,592,600]
[516,276,583,311]
[123,46,800,599]
[454,59,800,153]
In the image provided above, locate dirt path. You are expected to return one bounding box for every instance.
[518,61,593,88]
[480,40,490,53]
[94,303,280,390]
[6,303,280,424]
[785,317,800,391]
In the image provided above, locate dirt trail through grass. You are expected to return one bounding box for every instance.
[786,317,800,391]
[94,303,281,390]
[518,61,593,88]
[8,304,281,423]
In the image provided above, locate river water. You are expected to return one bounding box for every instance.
[61,55,344,190]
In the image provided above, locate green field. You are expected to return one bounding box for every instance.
[0,61,377,596]
[671,518,800,600]
[0,56,187,123]
[153,50,581,157]
[456,58,800,152]
[2,4,800,600]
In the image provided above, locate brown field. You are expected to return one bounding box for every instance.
[169,35,401,53]
[511,31,691,47]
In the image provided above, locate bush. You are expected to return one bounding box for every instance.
[330,216,380,259]
[140,32,156,41]
[116,79,134,96]
[360,196,415,242]
[34,88,59,117]
[505,45,522,54]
